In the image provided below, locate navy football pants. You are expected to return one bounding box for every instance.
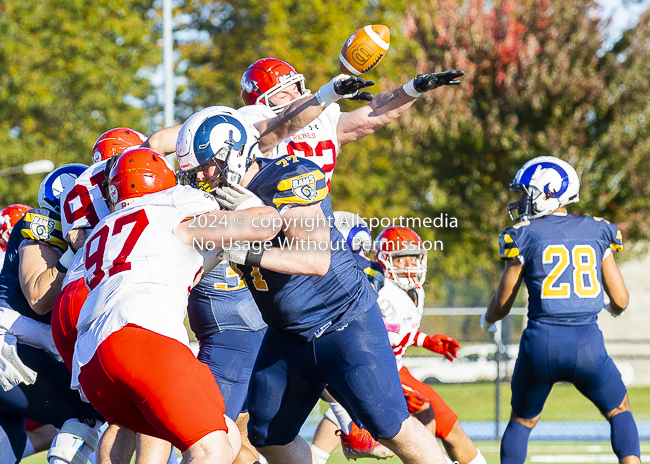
[511,320,627,418]
[0,344,102,460]
[247,305,409,447]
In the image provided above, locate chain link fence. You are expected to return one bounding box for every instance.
[399,308,650,441]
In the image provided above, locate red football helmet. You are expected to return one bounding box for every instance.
[108,148,177,211]
[240,58,309,113]
[373,226,427,290]
[0,204,32,251]
[92,128,147,164]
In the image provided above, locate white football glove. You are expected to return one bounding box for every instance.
[213,184,264,211]
[480,312,497,333]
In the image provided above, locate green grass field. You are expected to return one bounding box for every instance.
[20,384,650,463]
[429,383,650,421]
[21,442,650,464]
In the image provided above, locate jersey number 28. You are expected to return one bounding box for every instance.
[541,244,601,299]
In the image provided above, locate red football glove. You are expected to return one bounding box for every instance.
[422,334,460,362]
[402,384,430,414]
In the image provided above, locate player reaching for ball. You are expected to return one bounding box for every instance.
[482,156,640,464]
[236,58,463,190]
[145,56,463,191]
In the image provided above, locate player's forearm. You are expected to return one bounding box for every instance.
[485,292,511,323]
[257,96,324,153]
[260,247,330,276]
[141,125,181,156]
[183,208,281,246]
[338,88,417,144]
[601,253,629,313]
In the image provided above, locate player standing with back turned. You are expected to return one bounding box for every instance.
[482,156,640,464]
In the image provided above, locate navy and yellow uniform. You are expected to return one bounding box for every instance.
[242,155,408,447]
[0,208,101,461]
[351,252,385,292]
[500,213,627,418]
[236,156,378,341]
[0,209,67,324]
[187,261,265,420]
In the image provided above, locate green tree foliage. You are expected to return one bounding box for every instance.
[174,0,400,118]
[0,0,159,207]
[371,0,650,303]
[175,0,650,305]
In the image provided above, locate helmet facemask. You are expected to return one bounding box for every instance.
[255,74,311,114]
[178,138,259,193]
[377,251,427,291]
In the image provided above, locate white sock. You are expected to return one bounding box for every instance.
[468,449,486,464]
[310,444,331,464]
[48,419,103,464]
[328,402,353,435]
[323,408,341,429]
[22,437,36,457]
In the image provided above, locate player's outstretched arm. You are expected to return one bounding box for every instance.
[143,76,375,156]
[256,75,375,153]
[483,258,524,327]
[601,252,629,315]
[18,242,67,315]
[255,203,331,276]
[336,70,465,146]
[141,125,179,156]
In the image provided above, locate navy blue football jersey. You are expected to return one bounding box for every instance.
[188,260,266,338]
[234,155,378,342]
[351,253,385,292]
[0,208,68,323]
[499,214,623,325]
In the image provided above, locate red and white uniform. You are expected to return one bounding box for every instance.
[377,280,425,370]
[60,160,110,241]
[53,162,110,371]
[73,185,216,390]
[238,103,341,189]
[72,185,227,451]
[377,280,458,439]
[52,249,87,370]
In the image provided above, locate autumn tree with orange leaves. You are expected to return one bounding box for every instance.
[172,0,650,304]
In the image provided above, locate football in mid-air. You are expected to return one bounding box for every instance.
[339,25,390,75]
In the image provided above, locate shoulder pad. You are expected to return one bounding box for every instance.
[595,217,623,252]
[237,105,276,125]
[259,156,328,211]
[20,208,68,251]
[499,228,520,260]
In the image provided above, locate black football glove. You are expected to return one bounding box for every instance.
[413,70,465,92]
[334,76,375,97]
[344,91,374,102]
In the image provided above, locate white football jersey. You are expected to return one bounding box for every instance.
[0,249,5,273]
[62,248,85,289]
[71,185,219,394]
[60,160,110,241]
[377,280,426,370]
[238,103,342,189]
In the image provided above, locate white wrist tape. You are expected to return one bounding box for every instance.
[403,79,422,98]
[315,75,348,107]
[58,248,74,270]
